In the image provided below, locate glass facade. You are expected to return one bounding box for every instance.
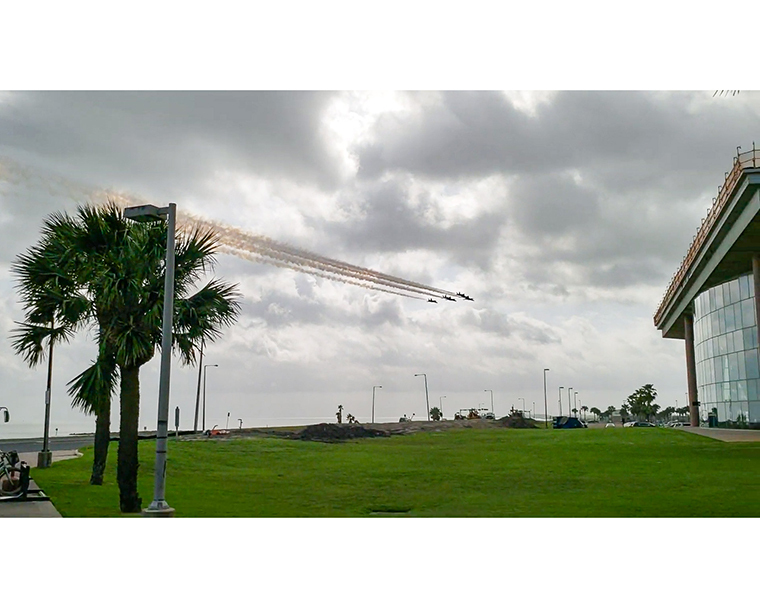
[693,273,760,424]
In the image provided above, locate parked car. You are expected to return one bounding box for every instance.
[624,421,656,427]
[553,416,587,429]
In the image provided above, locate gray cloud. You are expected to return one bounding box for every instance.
[0,91,344,196]
[357,91,760,187]
[348,91,760,294]
[462,308,561,344]
[239,288,406,330]
[327,178,505,269]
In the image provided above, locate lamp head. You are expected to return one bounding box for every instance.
[124,204,165,222]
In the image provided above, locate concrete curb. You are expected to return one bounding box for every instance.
[17,450,83,467]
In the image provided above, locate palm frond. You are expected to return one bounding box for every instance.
[10,321,76,366]
[172,278,241,365]
[67,350,118,415]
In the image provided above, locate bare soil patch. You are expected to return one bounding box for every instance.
[198,414,539,443]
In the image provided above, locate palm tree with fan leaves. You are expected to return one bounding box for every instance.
[12,201,240,512]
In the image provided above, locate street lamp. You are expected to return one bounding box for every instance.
[414,373,431,421]
[567,388,573,419]
[37,321,55,469]
[203,364,219,431]
[518,397,525,416]
[484,390,494,415]
[574,391,578,417]
[125,202,177,517]
[543,369,550,429]
[558,386,564,417]
[193,340,205,433]
[439,395,447,418]
[372,385,382,423]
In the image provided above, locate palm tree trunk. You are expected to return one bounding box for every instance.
[117,365,142,513]
[90,401,111,485]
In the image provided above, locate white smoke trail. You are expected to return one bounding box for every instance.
[0,156,102,203]
[0,158,455,301]
[213,224,446,299]
[103,190,455,300]
[211,219,458,296]
[220,246,427,300]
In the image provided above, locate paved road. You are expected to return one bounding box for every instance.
[0,435,95,454]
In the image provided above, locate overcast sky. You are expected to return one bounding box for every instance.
[4,6,759,602]
[2,90,759,435]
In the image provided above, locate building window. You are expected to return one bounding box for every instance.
[694,273,758,424]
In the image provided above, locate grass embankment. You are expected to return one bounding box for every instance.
[31,427,760,517]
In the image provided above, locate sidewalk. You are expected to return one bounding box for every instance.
[0,450,83,518]
[680,427,760,442]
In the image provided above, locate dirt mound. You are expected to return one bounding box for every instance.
[496,414,539,429]
[294,423,391,442]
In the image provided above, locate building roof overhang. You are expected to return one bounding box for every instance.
[655,167,760,340]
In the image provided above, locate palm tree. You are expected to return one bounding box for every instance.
[580,405,588,421]
[12,202,240,511]
[590,406,601,421]
[11,230,102,478]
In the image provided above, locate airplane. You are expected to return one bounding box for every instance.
[456,292,474,301]
[442,295,456,302]
[428,298,438,303]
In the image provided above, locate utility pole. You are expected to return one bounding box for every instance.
[193,340,204,433]
[543,369,550,429]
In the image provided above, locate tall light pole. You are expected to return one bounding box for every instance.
[439,395,447,418]
[567,388,573,419]
[38,323,55,468]
[192,340,204,433]
[414,373,430,421]
[203,364,218,431]
[543,369,550,429]
[124,202,177,517]
[518,397,525,416]
[574,391,578,417]
[372,385,382,423]
[484,389,494,415]
[558,386,564,417]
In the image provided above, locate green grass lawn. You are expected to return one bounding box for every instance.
[30,427,760,517]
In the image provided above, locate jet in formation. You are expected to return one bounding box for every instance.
[442,295,456,302]
[456,292,474,301]
[428,298,438,303]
